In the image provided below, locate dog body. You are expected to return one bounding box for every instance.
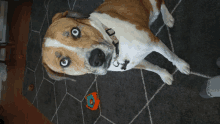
[42,0,190,85]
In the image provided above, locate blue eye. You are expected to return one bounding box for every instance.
[60,57,71,67]
[71,27,81,39]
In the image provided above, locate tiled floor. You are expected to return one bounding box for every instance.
[23,0,220,124]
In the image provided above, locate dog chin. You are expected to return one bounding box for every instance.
[92,69,108,75]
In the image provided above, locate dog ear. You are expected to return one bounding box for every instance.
[52,11,69,23]
[52,11,90,23]
[66,11,90,19]
[42,62,76,82]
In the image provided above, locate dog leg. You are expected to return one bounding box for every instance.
[148,0,161,27]
[147,0,174,27]
[161,3,175,27]
[153,40,190,75]
[133,59,173,85]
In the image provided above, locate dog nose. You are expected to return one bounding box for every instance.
[89,48,106,67]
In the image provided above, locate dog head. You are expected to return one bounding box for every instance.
[42,11,114,80]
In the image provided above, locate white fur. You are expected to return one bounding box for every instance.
[44,37,86,58]
[89,13,155,71]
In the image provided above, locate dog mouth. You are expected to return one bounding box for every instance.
[102,52,112,69]
[88,52,112,75]
[87,40,114,75]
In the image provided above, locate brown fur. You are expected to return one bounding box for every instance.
[134,64,146,69]
[96,0,151,31]
[156,0,164,10]
[42,47,86,73]
[95,0,162,42]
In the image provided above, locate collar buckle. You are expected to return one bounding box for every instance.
[105,28,115,36]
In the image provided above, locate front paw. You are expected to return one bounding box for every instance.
[162,14,175,28]
[175,59,190,75]
[159,69,173,85]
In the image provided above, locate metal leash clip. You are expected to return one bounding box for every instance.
[113,55,130,70]
[113,54,120,67]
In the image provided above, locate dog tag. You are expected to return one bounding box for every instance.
[121,60,130,70]
[113,60,120,67]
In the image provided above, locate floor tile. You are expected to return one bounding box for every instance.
[149,72,220,124]
[73,0,104,15]
[33,96,38,109]
[35,57,44,92]
[52,113,58,124]
[22,68,36,103]
[170,0,220,77]
[26,32,41,71]
[131,106,151,124]
[57,94,83,124]
[97,70,146,124]
[37,79,56,121]
[66,74,95,101]
[31,0,47,31]
[82,81,100,124]
[142,70,165,99]
[42,66,56,84]
[47,0,72,25]
[54,80,66,108]
[95,116,113,124]
[40,14,49,45]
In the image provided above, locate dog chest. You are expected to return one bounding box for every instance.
[90,13,154,71]
[108,36,153,72]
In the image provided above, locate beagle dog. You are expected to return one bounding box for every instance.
[42,0,190,85]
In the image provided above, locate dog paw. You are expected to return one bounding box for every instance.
[159,69,173,85]
[175,59,190,75]
[162,14,174,28]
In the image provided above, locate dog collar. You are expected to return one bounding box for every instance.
[99,23,130,70]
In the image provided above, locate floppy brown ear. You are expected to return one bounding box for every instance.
[42,62,76,82]
[52,11,69,23]
[66,11,90,18]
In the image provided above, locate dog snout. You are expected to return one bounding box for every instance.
[89,48,106,67]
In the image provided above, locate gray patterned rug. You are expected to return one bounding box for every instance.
[23,0,220,123]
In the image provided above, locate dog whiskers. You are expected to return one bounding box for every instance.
[63,31,70,37]
[55,52,62,58]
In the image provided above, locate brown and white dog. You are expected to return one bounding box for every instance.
[42,0,190,85]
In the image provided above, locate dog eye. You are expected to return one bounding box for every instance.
[71,27,81,39]
[60,57,71,67]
